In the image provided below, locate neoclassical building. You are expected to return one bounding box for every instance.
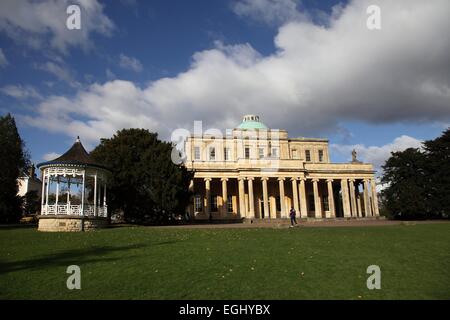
[184,115,379,221]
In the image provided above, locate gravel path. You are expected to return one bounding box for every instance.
[147,219,449,229]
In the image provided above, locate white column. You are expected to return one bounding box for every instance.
[327,179,336,218]
[278,178,286,218]
[248,178,255,218]
[103,183,107,216]
[238,178,246,218]
[103,184,106,206]
[41,169,46,206]
[81,171,85,216]
[221,178,228,216]
[349,179,357,217]
[291,178,299,214]
[205,178,211,218]
[356,183,362,217]
[55,177,59,214]
[45,172,50,213]
[370,179,379,216]
[363,179,372,217]
[298,178,307,218]
[262,177,269,219]
[67,177,71,214]
[341,179,351,217]
[98,178,101,211]
[312,178,322,218]
[94,173,98,216]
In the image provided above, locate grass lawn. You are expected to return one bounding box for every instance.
[0,223,449,300]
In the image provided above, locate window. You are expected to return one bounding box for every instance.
[292,149,298,159]
[209,147,215,161]
[224,147,231,161]
[318,149,324,162]
[258,147,265,159]
[245,147,250,159]
[227,195,233,213]
[271,147,279,158]
[194,194,202,212]
[194,147,201,160]
[305,149,311,162]
[211,195,218,212]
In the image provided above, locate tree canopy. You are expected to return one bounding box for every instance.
[381,128,450,219]
[91,128,193,223]
[0,114,29,223]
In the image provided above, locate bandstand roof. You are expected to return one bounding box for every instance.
[37,137,109,170]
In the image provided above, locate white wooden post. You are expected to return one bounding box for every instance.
[45,173,50,213]
[94,172,97,216]
[103,183,107,217]
[81,171,85,216]
[41,169,46,214]
[55,177,59,214]
[67,177,71,215]
[103,184,106,206]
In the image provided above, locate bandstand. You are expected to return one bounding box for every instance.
[37,137,110,232]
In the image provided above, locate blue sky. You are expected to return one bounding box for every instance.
[0,0,449,172]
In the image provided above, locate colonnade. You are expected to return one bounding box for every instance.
[191,176,379,219]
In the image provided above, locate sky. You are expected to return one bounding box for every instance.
[0,0,449,174]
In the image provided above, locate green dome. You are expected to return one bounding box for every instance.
[237,115,268,130]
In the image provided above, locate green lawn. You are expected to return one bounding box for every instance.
[0,223,449,300]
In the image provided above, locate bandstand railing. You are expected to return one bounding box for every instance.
[41,204,108,217]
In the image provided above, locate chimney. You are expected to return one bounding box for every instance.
[29,164,36,178]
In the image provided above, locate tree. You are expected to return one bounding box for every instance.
[423,128,450,217]
[381,128,450,219]
[0,114,30,223]
[21,190,40,216]
[91,128,193,223]
[381,148,429,219]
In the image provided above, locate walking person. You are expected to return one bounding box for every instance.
[289,206,297,227]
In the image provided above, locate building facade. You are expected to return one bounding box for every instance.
[184,115,379,221]
[17,164,42,198]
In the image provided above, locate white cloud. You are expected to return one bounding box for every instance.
[232,0,306,26]
[118,54,143,73]
[42,152,61,161]
[0,85,42,100]
[0,0,114,53]
[331,135,423,173]
[0,48,8,67]
[22,0,450,149]
[34,61,80,88]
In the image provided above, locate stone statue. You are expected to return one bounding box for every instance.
[351,149,361,163]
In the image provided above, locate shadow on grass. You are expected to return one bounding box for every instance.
[0,224,37,230]
[0,241,179,275]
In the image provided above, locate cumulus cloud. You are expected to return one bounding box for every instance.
[331,135,423,173]
[22,0,450,148]
[0,0,114,53]
[118,54,143,73]
[0,85,42,100]
[0,48,8,67]
[42,152,61,161]
[232,0,306,26]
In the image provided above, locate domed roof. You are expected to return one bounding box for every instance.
[37,137,109,170]
[237,115,268,130]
